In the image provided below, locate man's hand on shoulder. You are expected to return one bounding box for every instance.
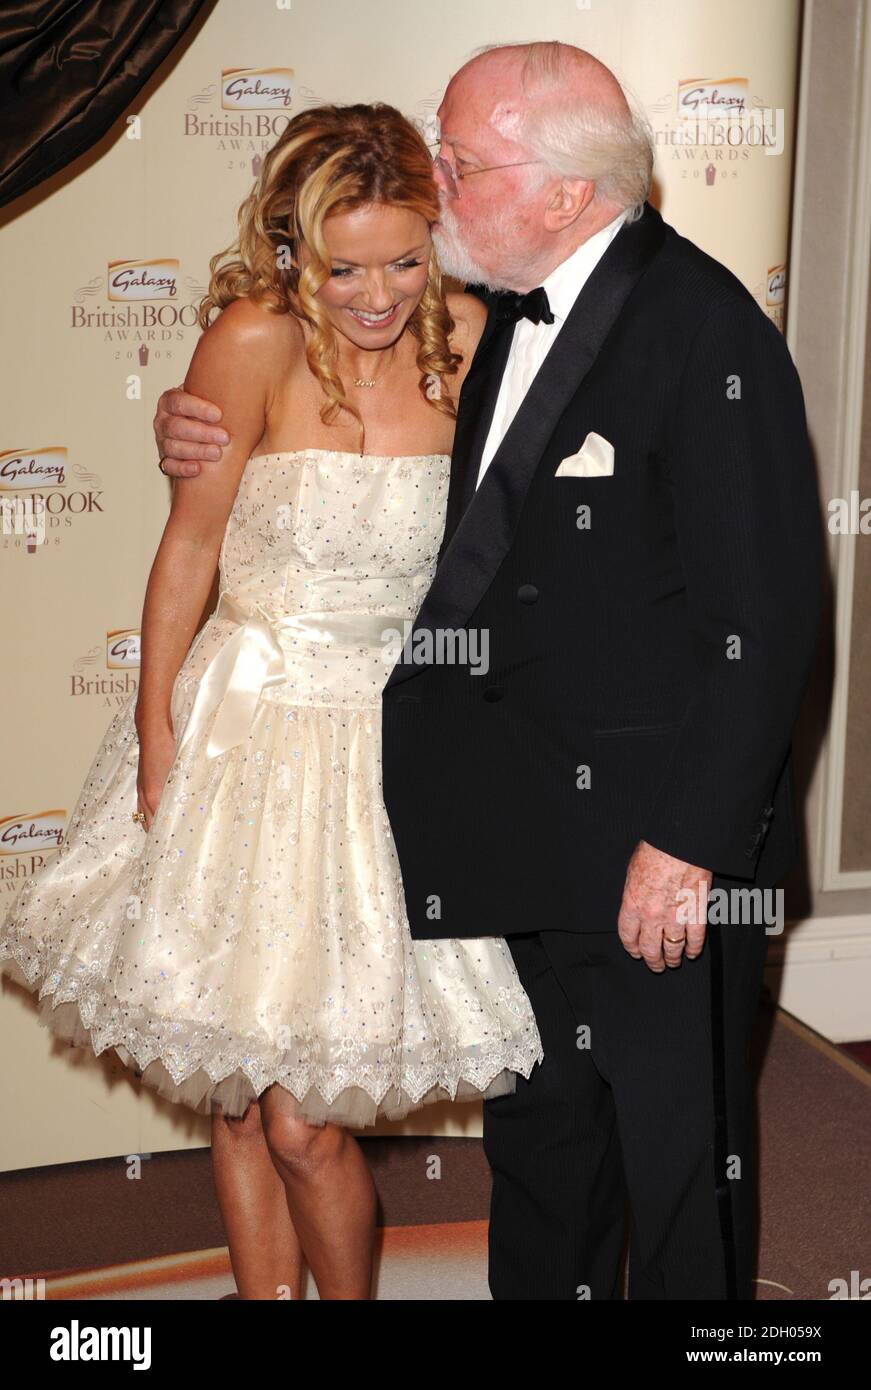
[618,840,712,972]
[154,383,229,477]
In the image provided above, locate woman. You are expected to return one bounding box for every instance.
[0,103,542,1299]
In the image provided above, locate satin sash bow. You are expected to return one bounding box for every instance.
[177,592,403,759]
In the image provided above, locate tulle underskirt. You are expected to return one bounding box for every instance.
[1,954,519,1128]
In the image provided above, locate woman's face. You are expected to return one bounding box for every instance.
[307,203,431,350]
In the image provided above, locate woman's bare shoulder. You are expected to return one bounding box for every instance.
[447,290,487,340]
[446,291,487,380]
[181,298,306,438]
[203,296,303,358]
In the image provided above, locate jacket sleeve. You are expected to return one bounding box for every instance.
[641,294,823,878]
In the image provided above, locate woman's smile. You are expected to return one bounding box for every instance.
[346,301,402,328]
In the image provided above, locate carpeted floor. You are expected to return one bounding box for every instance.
[1,1004,868,1300]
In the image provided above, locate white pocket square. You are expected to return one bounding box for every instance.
[555,431,615,477]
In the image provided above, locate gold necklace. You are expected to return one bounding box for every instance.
[351,343,396,388]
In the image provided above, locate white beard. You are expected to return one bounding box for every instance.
[432,201,521,291]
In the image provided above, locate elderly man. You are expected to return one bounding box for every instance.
[154,43,821,1300]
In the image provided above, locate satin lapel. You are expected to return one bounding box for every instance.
[386,202,667,690]
[438,311,516,562]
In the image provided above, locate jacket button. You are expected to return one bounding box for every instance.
[517,584,539,604]
[483,685,505,703]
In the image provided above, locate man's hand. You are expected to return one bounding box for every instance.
[618,840,712,972]
[153,383,230,478]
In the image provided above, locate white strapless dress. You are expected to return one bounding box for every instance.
[0,450,543,1125]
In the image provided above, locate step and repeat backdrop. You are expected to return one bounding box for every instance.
[0,0,801,1170]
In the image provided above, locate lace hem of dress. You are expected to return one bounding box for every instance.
[1,949,539,1127]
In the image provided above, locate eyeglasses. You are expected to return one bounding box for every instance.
[427,144,542,199]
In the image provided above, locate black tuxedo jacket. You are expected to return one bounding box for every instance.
[381,201,823,939]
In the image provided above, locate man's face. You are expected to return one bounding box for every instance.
[431,71,550,291]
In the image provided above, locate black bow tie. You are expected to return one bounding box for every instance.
[492,286,555,326]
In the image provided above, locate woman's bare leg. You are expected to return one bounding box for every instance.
[259,1085,377,1300]
[211,1098,305,1300]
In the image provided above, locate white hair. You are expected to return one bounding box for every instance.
[433,199,531,291]
[470,41,654,222]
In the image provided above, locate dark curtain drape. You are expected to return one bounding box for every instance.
[0,0,213,209]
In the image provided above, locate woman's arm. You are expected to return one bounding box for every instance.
[134,297,279,746]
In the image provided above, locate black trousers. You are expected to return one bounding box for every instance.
[483,915,769,1300]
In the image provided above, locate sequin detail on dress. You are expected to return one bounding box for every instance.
[0,451,543,1124]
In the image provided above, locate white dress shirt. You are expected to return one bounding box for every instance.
[476,210,628,487]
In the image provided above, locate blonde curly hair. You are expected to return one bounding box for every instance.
[197,103,461,452]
